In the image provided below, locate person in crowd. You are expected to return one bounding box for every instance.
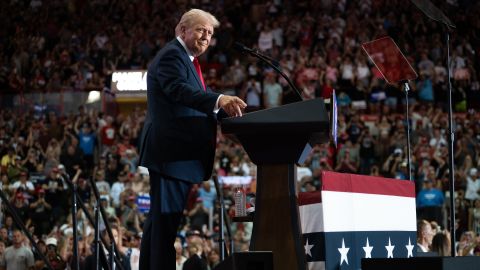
[182,242,208,270]
[417,220,434,253]
[0,240,6,265]
[74,123,97,173]
[465,168,480,203]
[111,171,128,209]
[417,179,445,225]
[45,237,66,270]
[137,8,246,270]
[262,71,282,108]
[29,189,51,236]
[207,249,220,269]
[10,192,30,227]
[94,169,110,196]
[82,226,131,270]
[188,198,209,232]
[32,239,46,269]
[431,231,451,256]
[120,194,143,234]
[44,167,68,226]
[469,199,480,236]
[457,231,477,256]
[1,148,19,170]
[0,230,34,270]
[0,228,11,247]
[119,232,141,270]
[197,181,216,211]
[9,172,35,198]
[174,238,186,270]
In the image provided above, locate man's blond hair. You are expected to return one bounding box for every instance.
[175,9,220,36]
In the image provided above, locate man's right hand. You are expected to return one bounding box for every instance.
[218,95,247,117]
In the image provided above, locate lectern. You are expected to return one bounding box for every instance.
[221,98,330,270]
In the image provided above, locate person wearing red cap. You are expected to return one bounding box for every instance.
[9,171,34,197]
[12,192,29,226]
[29,189,52,236]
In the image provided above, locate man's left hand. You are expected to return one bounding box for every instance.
[218,95,247,117]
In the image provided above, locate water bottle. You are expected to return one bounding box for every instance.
[234,185,246,217]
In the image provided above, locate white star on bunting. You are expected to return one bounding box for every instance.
[363,238,373,258]
[304,238,314,257]
[338,238,350,265]
[385,237,395,258]
[405,237,414,258]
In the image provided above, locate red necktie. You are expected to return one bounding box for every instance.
[193,57,206,91]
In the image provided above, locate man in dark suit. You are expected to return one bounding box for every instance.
[138,8,246,270]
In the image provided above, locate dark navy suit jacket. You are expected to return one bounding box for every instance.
[138,39,222,184]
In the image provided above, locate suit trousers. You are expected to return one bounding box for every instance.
[139,170,192,270]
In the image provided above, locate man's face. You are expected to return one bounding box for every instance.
[47,245,57,256]
[12,231,22,245]
[181,18,213,56]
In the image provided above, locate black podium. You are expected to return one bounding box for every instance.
[214,251,274,270]
[221,98,330,270]
[362,256,480,270]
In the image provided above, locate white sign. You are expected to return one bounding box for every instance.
[111,70,147,91]
[218,176,253,185]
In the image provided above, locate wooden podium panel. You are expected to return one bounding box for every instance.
[250,164,306,270]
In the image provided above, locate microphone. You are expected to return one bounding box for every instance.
[234,42,278,66]
[233,41,303,102]
[233,42,253,53]
[247,197,255,214]
[249,197,255,207]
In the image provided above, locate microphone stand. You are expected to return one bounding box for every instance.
[409,0,456,256]
[0,189,54,270]
[87,176,125,270]
[236,44,304,102]
[74,191,116,270]
[445,29,456,257]
[212,176,234,260]
[94,199,101,270]
[403,82,413,181]
[64,174,80,270]
[109,242,115,270]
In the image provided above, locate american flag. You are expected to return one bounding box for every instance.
[299,171,417,270]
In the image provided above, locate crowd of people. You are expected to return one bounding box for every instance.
[1,0,480,269]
